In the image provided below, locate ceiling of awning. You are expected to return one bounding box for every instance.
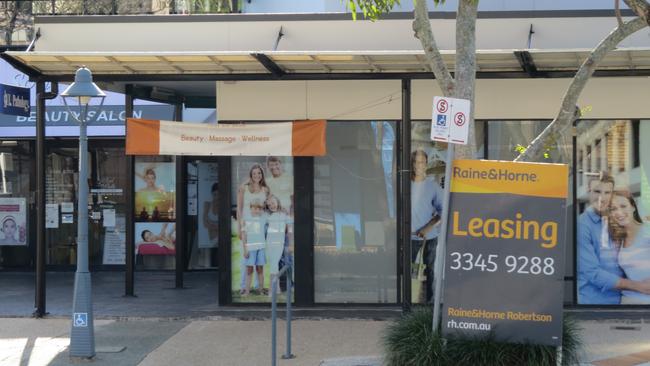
[4,48,650,78]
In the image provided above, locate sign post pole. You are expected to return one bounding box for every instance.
[430,96,468,333]
[432,142,453,332]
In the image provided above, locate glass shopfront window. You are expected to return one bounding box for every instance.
[45,143,127,267]
[0,141,32,268]
[314,121,397,303]
[409,120,484,304]
[576,119,650,305]
[487,120,574,303]
[487,120,571,162]
[186,159,219,269]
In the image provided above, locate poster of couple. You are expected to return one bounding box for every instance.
[577,120,650,305]
[577,171,650,304]
[231,156,294,303]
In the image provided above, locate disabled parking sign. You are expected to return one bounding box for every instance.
[73,313,88,327]
[431,96,470,144]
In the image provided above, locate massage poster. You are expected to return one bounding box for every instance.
[231,156,294,303]
[576,120,650,305]
[441,160,568,347]
[134,160,176,223]
[134,222,176,256]
[0,197,26,246]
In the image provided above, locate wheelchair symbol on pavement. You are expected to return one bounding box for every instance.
[73,313,88,327]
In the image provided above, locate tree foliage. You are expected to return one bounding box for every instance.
[346,0,650,162]
[1,1,33,46]
[346,0,479,20]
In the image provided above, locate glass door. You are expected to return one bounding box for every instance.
[186,159,219,269]
[0,141,33,268]
[45,141,127,268]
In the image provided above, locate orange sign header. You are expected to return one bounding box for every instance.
[450,160,569,199]
[125,119,326,157]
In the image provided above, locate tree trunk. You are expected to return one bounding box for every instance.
[514,16,647,162]
[453,0,478,160]
[412,0,479,159]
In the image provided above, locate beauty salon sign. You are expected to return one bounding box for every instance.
[126,119,326,156]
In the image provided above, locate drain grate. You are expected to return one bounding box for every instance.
[610,325,642,331]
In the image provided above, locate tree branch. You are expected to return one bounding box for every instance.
[412,0,455,96]
[515,16,647,162]
[615,0,624,27]
[623,0,650,25]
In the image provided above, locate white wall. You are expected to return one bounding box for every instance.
[217,77,650,121]
[217,80,401,121]
[35,15,650,53]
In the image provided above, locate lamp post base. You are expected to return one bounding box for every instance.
[70,271,95,358]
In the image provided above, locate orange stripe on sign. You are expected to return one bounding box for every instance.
[125,118,160,155]
[292,120,326,156]
[450,159,568,199]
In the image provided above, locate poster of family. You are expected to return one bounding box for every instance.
[231,156,294,303]
[578,171,650,305]
[0,197,27,246]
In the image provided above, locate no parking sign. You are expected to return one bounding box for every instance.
[431,97,470,144]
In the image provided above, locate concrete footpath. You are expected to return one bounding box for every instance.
[3,317,650,366]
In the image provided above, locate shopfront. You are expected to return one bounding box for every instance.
[1,12,650,313]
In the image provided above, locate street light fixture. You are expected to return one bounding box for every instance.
[60,66,106,359]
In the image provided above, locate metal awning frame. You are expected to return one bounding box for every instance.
[4,48,650,83]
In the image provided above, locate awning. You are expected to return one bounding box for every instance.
[4,48,650,79]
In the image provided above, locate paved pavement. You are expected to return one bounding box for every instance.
[3,317,650,365]
[5,272,650,365]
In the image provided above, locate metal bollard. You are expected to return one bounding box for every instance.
[272,275,278,366]
[271,264,294,366]
[282,266,294,360]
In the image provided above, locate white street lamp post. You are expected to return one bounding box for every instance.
[60,66,106,359]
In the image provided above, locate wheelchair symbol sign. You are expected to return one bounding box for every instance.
[73,313,88,327]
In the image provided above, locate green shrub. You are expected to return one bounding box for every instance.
[383,308,582,366]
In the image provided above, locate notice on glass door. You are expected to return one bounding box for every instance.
[102,230,126,265]
[103,208,116,227]
[45,203,59,228]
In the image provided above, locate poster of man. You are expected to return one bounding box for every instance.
[231,156,294,303]
[410,122,447,304]
[198,162,219,248]
[0,197,27,246]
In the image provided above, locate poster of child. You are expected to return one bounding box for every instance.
[0,197,27,246]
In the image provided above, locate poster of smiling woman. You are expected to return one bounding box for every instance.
[134,161,176,222]
[0,197,26,246]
